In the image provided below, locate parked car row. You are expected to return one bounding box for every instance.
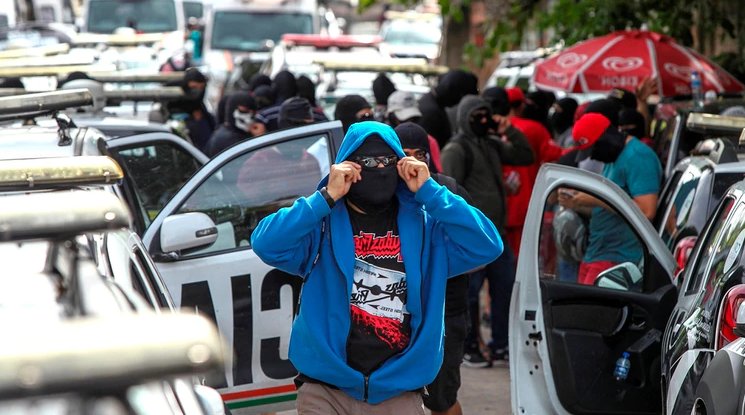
[0,87,349,414]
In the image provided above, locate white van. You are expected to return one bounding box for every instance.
[0,2,17,28]
[201,0,337,109]
[81,0,186,34]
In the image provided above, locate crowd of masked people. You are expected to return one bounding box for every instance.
[165,65,659,415]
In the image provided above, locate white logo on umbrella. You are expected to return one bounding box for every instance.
[557,53,588,68]
[664,63,694,81]
[601,57,644,72]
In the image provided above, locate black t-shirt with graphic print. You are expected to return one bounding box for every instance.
[346,201,411,376]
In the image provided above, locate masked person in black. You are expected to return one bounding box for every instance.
[372,73,397,121]
[296,75,329,122]
[441,95,534,367]
[395,122,472,415]
[278,97,314,130]
[334,94,374,134]
[205,92,256,157]
[418,69,478,149]
[551,97,579,148]
[167,68,217,151]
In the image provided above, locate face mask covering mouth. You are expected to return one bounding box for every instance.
[233,110,253,132]
[346,164,399,213]
[590,129,626,163]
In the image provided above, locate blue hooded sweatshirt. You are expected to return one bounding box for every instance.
[250,121,502,404]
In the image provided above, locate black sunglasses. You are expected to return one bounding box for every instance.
[352,155,399,168]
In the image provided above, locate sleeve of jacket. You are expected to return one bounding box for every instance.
[537,125,564,163]
[250,190,330,278]
[494,125,534,166]
[440,142,467,185]
[415,178,503,277]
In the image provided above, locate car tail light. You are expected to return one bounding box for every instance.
[673,236,697,276]
[717,285,745,349]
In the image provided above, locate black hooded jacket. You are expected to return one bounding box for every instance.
[205,93,255,158]
[272,71,297,105]
[334,94,371,133]
[441,95,534,233]
[418,70,478,149]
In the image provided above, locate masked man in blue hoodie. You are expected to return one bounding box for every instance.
[251,121,502,413]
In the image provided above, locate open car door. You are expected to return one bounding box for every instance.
[141,121,344,414]
[510,164,676,414]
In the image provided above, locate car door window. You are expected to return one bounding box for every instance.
[684,198,740,295]
[113,142,202,229]
[174,134,330,259]
[540,185,650,292]
[659,169,700,248]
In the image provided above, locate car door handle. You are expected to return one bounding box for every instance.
[630,316,647,330]
[528,331,543,341]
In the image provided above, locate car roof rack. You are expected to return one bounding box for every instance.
[314,59,448,76]
[92,72,184,83]
[72,32,167,47]
[0,313,224,399]
[0,43,71,60]
[104,86,185,103]
[0,190,130,242]
[0,156,124,190]
[0,64,118,78]
[282,34,382,49]
[686,113,745,135]
[0,55,97,70]
[0,88,27,97]
[0,89,92,117]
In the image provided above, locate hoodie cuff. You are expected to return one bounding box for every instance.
[308,190,332,219]
[414,177,441,205]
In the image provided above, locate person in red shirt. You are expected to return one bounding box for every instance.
[502,87,566,257]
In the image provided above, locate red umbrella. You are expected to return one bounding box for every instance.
[533,30,745,97]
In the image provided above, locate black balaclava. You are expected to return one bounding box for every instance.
[591,127,626,163]
[334,94,372,133]
[618,109,646,139]
[181,67,208,112]
[272,70,297,104]
[372,73,396,106]
[482,86,510,116]
[395,122,437,172]
[296,76,317,107]
[278,97,313,130]
[252,85,275,110]
[585,98,621,127]
[226,92,256,133]
[550,97,578,135]
[346,135,399,213]
[434,69,478,108]
[524,90,554,128]
[248,74,272,92]
[608,88,637,110]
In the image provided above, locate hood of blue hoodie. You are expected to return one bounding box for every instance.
[318,121,406,189]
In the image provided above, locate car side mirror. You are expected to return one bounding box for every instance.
[160,212,218,253]
[594,262,643,292]
[734,301,745,338]
[194,384,226,415]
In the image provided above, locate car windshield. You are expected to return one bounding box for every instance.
[183,1,203,20]
[211,11,314,52]
[383,22,440,45]
[87,0,178,34]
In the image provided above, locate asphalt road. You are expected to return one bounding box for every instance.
[276,363,511,415]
